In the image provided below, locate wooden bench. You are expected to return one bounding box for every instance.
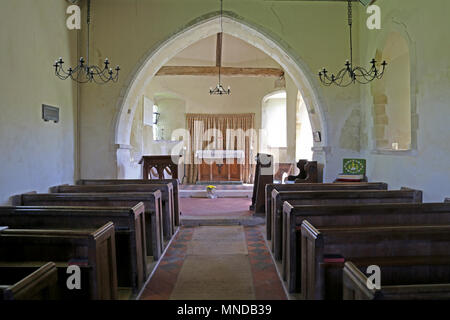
[301,222,450,300]
[0,204,147,294]
[343,259,450,300]
[51,183,175,241]
[0,262,58,300]
[283,202,450,293]
[271,188,421,260]
[0,223,117,300]
[76,179,181,226]
[265,182,388,240]
[12,192,163,262]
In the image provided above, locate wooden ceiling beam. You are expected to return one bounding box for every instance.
[216,33,223,67]
[156,66,284,78]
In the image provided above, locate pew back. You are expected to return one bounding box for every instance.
[265,182,388,239]
[12,192,163,261]
[283,202,450,293]
[0,223,117,300]
[0,204,147,294]
[301,222,450,300]
[51,184,174,241]
[271,188,422,260]
[76,179,181,226]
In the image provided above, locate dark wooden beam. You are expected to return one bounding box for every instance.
[216,33,223,67]
[156,66,285,78]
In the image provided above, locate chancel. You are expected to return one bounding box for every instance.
[2,0,450,308]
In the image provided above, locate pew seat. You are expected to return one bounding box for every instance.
[0,262,58,300]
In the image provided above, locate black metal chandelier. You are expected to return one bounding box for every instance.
[53,0,120,84]
[319,0,387,87]
[210,0,231,95]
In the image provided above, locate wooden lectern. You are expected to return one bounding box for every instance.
[139,155,181,180]
[250,153,273,215]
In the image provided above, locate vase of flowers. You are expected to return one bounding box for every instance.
[206,185,217,199]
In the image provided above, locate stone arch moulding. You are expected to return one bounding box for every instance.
[114,11,330,179]
[368,15,418,155]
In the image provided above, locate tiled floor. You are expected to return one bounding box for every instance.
[139,226,287,300]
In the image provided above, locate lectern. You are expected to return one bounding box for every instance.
[139,155,181,180]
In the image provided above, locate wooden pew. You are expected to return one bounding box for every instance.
[301,222,450,300]
[12,192,163,262]
[0,223,117,300]
[265,182,388,240]
[343,259,450,300]
[76,179,181,226]
[51,183,175,241]
[0,204,147,295]
[272,188,421,260]
[0,262,58,300]
[250,153,273,214]
[283,202,450,293]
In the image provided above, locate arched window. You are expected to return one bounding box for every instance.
[261,90,287,148]
[295,91,313,161]
[372,32,412,151]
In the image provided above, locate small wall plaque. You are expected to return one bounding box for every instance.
[42,105,59,123]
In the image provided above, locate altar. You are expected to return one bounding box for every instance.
[196,150,245,182]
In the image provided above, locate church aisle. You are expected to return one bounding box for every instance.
[139,225,287,300]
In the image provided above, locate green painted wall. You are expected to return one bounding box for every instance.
[0,0,77,204]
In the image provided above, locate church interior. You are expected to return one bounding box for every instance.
[1,0,450,305]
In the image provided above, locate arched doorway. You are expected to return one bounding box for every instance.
[114,12,328,179]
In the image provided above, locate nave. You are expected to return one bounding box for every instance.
[140,225,287,300]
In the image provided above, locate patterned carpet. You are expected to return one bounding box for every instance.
[139,226,287,300]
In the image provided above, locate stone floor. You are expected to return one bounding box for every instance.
[139,225,287,300]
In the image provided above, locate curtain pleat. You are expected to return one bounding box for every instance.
[185,113,256,184]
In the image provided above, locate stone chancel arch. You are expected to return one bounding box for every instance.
[114,12,328,179]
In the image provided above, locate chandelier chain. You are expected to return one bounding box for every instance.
[53,0,120,84]
[318,0,387,87]
[210,0,230,95]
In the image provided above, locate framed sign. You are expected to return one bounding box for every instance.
[343,158,366,175]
